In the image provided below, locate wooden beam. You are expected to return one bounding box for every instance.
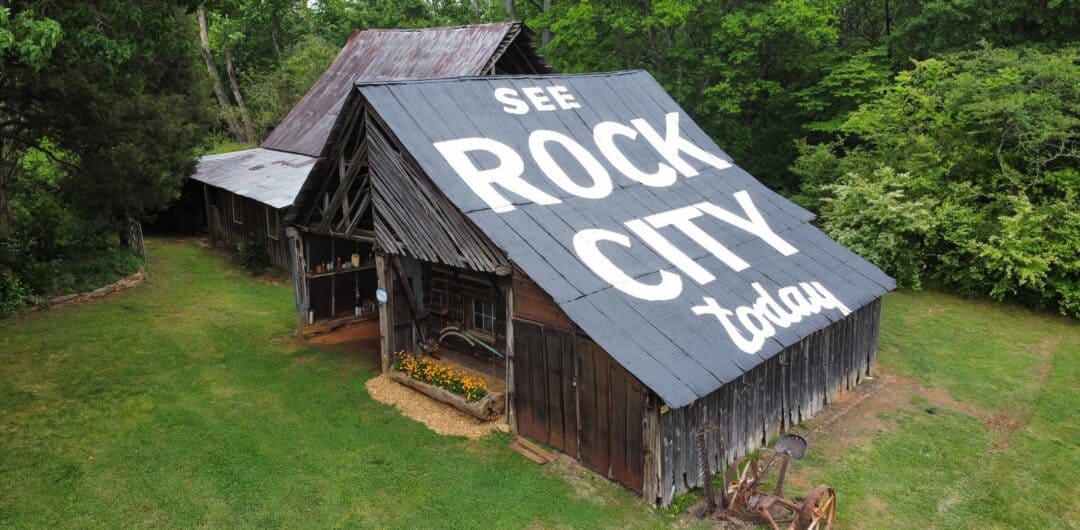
[375,252,391,374]
[202,184,216,247]
[505,282,517,433]
[285,227,308,331]
[294,224,376,243]
[389,254,425,344]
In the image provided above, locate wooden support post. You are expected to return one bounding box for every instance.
[504,281,516,432]
[375,252,392,374]
[641,394,663,505]
[202,184,216,247]
[286,227,308,331]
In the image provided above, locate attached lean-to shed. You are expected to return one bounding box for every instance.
[187,23,550,331]
[308,70,894,505]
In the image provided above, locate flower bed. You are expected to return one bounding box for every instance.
[389,351,504,422]
[393,351,487,401]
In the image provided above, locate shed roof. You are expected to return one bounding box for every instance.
[190,148,316,209]
[355,71,896,408]
[262,22,524,157]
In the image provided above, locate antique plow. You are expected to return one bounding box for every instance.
[720,434,836,530]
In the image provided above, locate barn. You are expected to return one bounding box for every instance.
[187,23,550,333]
[287,70,896,505]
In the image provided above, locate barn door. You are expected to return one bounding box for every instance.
[576,337,645,491]
[512,321,644,492]
[513,321,577,456]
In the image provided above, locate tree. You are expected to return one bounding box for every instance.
[1,0,206,240]
[536,0,844,190]
[795,46,1080,316]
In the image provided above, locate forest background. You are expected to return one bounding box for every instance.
[1,0,1077,318]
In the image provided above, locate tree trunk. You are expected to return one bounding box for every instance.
[0,168,12,232]
[197,5,244,140]
[542,0,553,45]
[270,9,284,59]
[224,48,255,142]
[504,0,515,19]
[0,140,14,232]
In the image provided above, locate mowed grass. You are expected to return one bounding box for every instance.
[2,238,1077,529]
[791,290,1080,529]
[0,239,660,529]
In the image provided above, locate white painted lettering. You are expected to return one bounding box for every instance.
[692,297,763,353]
[632,112,732,176]
[494,87,529,115]
[695,192,798,256]
[529,129,612,199]
[594,121,677,187]
[433,137,560,213]
[645,206,750,272]
[693,281,848,354]
[573,228,682,301]
[522,86,557,111]
[625,219,715,285]
[548,86,581,109]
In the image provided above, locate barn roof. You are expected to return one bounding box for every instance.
[262,22,530,157]
[190,148,316,209]
[355,71,896,408]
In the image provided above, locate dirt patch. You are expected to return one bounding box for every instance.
[365,374,508,439]
[782,369,1002,491]
[306,321,381,346]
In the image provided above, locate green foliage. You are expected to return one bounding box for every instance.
[539,0,845,190]
[797,45,1080,316]
[2,0,206,230]
[233,232,270,272]
[0,268,29,318]
[0,6,62,70]
[242,34,338,138]
[818,167,939,288]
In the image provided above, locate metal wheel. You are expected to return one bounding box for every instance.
[797,486,836,530]
[724,456,760,509]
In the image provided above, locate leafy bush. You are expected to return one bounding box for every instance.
[0,268,29,318]
[795,45,1080,316]
[234,233,270,273]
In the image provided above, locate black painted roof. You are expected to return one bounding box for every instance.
[357,70,895,407]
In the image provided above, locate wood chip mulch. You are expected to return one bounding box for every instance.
[365,374,509,440]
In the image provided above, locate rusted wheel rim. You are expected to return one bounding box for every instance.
[724,456,759,509]
[799,486,836,530]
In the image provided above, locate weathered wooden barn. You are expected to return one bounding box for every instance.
[290,70,895,506]
[188,23,549,330]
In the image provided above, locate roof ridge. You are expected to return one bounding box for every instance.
[353,69,648,87]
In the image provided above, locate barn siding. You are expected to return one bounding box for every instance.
[649,298,883,506]
[204,185,291,269]
[511,271,645,491]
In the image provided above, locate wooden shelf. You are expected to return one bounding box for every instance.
[307,264,374,278]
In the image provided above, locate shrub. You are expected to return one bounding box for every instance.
[234,233,271,273]
[0,268,29,318]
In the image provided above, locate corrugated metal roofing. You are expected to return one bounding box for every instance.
[355,71,896,408]
[262,23,520,157]
[190,148,316,209]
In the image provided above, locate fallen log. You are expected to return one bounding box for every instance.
[387,371,504,422]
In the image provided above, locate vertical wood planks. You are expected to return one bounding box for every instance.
[654,298,884,506]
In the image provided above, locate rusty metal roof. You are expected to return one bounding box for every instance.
[261,23,521,157]
[190,148,316,209]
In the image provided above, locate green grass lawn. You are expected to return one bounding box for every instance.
[791,291,1080,529]
[1,238,1077,528]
